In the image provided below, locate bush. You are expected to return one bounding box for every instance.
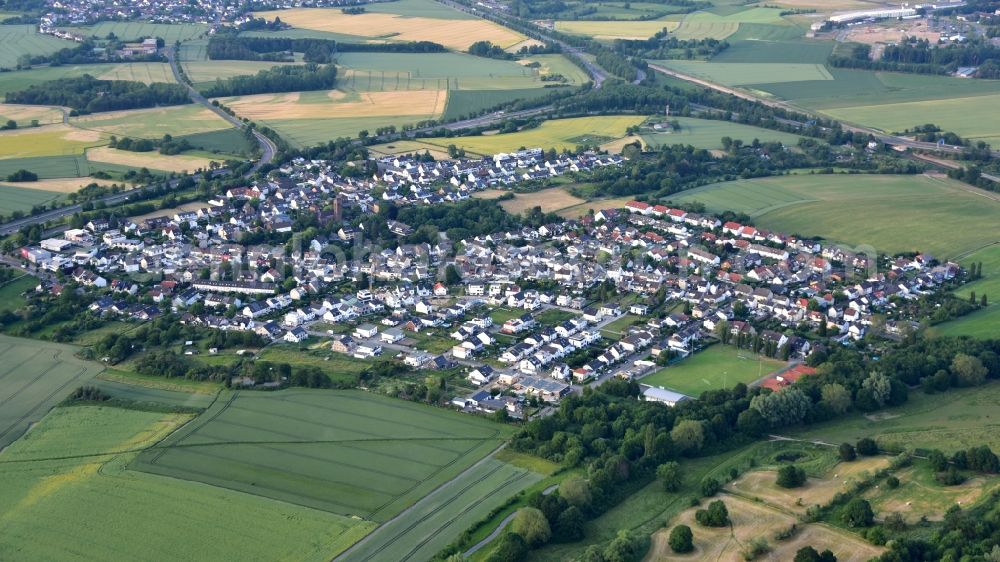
[485,532,528,562]
[700,477,721,497]
[742,537,770,561]
[935,466,966,486]
[668,524,694,553]
[885,475,900,489]
[839,443,857,461]
[695,500,730,527]
[776,465,807,488]
[856,438,878,456]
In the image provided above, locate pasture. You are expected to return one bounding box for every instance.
[641,116,805,149]
[0,103,63,127]
[62,21,208,42]
[788,380,1000,452]
[132,389,510,522]
[934,244,1000,338]
[70,105,232,138]
[86,146,219,173]
[670,174,1000,259]
[345,458,542,562]
[0,334,103,449]
[420,115,644,155]
[0,24,75,69]
[0,124,106,158]
[254,2,523,50]
[0,183,62,216]
[0,405,372,561]
[641,344,785,396]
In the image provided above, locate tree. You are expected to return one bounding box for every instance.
[695,500,730,527]
[444,264,462,286]
[749,388,812,427]
[928,449,948,472]
[820,383,851,414]
[776,465,807,488]
[861,372,891,408]
[657,461,682,492]
[485,532,528,562]
[856,437,878,456]
[669,524,694,553]
[838,442,857,461]
[554,506,585,542]
[511,507,551,548]
[795,546,837,562]
[559,478,592,508]
[952,353,988,387]
[842,498,874,527]
[670,419,705,454]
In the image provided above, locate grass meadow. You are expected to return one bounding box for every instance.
[0,334,103,449]
[0,103,63,127]
[933,244,1000,338]
[789,380,1000,453]
[670,174,1000,259]
[0,24,75,69]
[641,344,785,396]
[420,115,644,155]
[0,405,372,561]
[641,116,804,149]
[132,389,511,522]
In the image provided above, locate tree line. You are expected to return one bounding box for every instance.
[201,63,338,98]
[830,39,1000,78]
[206,35,445,63]
[110,134,193,155]
[5,75,189,114]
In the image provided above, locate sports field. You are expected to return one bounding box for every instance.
[789,380,1000,452]
[132,389,510,522]
[345,458,541,562]
[0,335,104,449]
[0,405,372,561]
[641,344,785,396]
[0,103,64,127]
[70,105,232,138]
[933,244,1000,338]
[420,115,645,156]
[670,174,1000,259]
[641,116,804,149]
[0,124,107,158]
[0,24,75,69]
[61,21,208,42]
[255,0,523,50]
[86,146,219,173]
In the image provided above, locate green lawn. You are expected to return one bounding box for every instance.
[670,174,1000,259]
[0,405,371,561]
[535,308,577,327]
[132,389,511,522]
[641,344,785,396]
[599,314,643,340]
[0,334,104,449]
[489,307,525,325]
[787,380,1000,453]
[641,116,804,149]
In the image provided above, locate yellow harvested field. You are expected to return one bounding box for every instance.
[645,496,882,562]
[475,187,586,215]
[216,89,448,120]
[71,106,232,138]
[0,124,108,158]
[254,8,525,50]
[0,103,64,127]
[0,178,118,193]
[729,456,891,514]
[555,20,678,40]
[86,147,220,173]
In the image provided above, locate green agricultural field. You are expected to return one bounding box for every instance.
[70,104,232,139]
[653,60,832,85]
[641,344,786,396]
[345,458,542,562]
[933,244,1000,338]
[0,183,63,216]
[671,174,1000,259]
[442,88,561,121]
[789,380,1000,453]
[555,19,678,40]
[0,124,108,158]
[178,128,256,156]
[420,115,645,156]
[178,38,208,62]
[91,378,217,410]
[0,405,372,561]
[641,116,804,149]
[90,61,175,83]
[0,154,87,179]
[709,39,834,64]
[132,389,511,522]
[62,21,209,42]
[0,334,104,449]
[0,63,157,95]
[362,0,475,19]
[183,59,298,85]
[0,24,76,69]
[240,27,377,43]
[98,367,222,394]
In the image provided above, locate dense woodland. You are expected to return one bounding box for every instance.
[4,75,189,113]
[830,39,1000,78]
[201,63,338,97]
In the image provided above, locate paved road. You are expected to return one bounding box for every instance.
[649,63,1000,159]
[167,47,278,173]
